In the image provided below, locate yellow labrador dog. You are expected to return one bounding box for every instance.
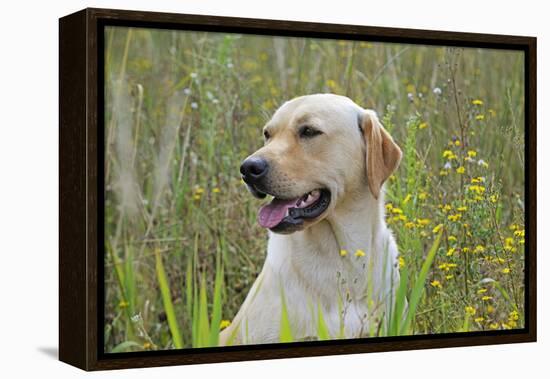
[220,94,402,345]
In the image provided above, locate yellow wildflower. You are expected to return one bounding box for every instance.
[355,249,366,257]
[391,207,403,214]
[482,296,493,301]
[432,224,444,234]
[385,203,393,211]
[430,280,442,288]
[456,166,465,174]
[399,256,405,268]
[509,310,520,321]
[220,320,231,330]
[490,195,498,203]
[417,218,431,226]
[212,187,221,193]
[514,229,525,238]
[475,114,485,121]
[504,237,517,252]
[474,245,485,254]
[455,140,461,146]
[448,213,462,222]
[477,288,487,294]
[405,221,416,229]
[438,263,458,271]
[468,185,486,194]
[193,194,201,201]
[489,322,499,330]
[143,342,152,349]
[467,150,477,158]
[446,248,456,256]
[448,235,457,242]
[465,306,476,316]
[439,170,449,176]
[471,176,484,184]
[339,249,348,257]
[326,79,337,89]
[474,317,485,323]
[195,187,204,194]
[502,268,511,274]
[463,247,471,253]
[445,274,454,280]
[506,320,517,328]
[419,192,428,200]
[118,300,129,309]
[472,99,484,105]
[419,122,428,129]
[442,150,457,160]
[403,194,412,204]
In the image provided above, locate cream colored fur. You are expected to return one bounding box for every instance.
[220,94,402,345]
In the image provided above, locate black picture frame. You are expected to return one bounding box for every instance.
[59,7,537,371]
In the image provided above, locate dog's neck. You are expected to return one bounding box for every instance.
[325,187,386,255]
[266,186,393,294]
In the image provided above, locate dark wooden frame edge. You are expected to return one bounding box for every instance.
[59,7,537,371]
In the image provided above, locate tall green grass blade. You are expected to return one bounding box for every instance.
[279,290,294,343]
[192,288,199,347]
[481,278,517,311]
[400,229,443,335]
[461,313,471,332]
[198,276,211,347]
[390,265,409,336]
[208,261,224,346]
[316,303,330,340]
[124,245,136,315]
[185,252,193,328]
[154,249,184,348]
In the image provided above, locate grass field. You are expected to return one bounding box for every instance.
[103,26,525,352]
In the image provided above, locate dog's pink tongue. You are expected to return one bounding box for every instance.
[258,198,297,228]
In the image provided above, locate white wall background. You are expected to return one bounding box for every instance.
[0,0,546,377]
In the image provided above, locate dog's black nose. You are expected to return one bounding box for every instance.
[240,157,269,183]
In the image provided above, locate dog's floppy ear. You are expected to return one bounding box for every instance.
[361,110,402,199]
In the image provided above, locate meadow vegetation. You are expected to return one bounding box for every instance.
[104,26,525,352]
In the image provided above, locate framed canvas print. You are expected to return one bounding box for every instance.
[59,8,537,371]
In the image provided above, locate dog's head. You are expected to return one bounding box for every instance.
[240,94,402,234]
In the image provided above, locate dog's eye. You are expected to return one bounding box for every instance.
[263,130,270,140]
[299,126,322,138]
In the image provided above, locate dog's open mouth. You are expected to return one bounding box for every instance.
[256,189,331,231]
